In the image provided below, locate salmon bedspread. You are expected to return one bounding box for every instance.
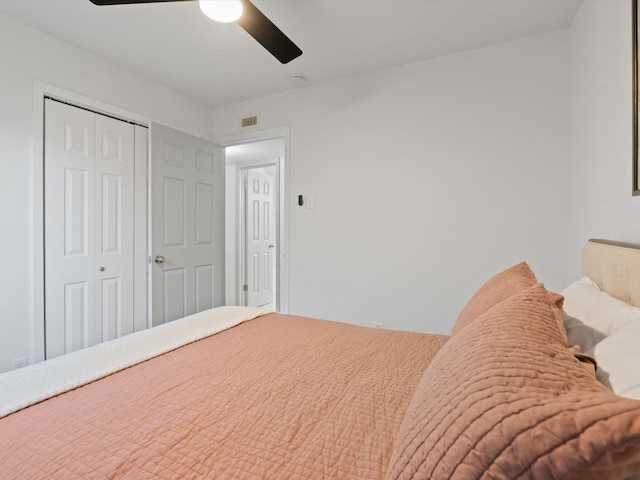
[0,312,448,479]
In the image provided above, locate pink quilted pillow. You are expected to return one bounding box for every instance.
[388,283,640,480]
[451,262,537,335]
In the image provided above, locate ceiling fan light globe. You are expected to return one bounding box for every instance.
[199,0,243,23]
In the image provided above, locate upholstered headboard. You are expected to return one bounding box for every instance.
[583,239,640,308]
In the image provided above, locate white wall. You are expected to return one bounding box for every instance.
[0,14,213,373]
[10,2,629,370]
[213,31,571,334]
[567,0,640,280]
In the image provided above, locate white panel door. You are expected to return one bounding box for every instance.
[94,114,135,343]
[45,100,95,359]
[150,123,224,326]
[246,170,275,307]
[44,99,135,359]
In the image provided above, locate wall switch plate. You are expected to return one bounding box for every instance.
[305,194,315,209]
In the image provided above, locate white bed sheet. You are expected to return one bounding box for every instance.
[0,306,269,418]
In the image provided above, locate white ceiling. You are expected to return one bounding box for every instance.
[0,0,581,109]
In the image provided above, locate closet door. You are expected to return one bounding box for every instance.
[94,113,135,343]
[44,99,135,359]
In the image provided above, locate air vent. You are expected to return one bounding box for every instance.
[240,114,259,129]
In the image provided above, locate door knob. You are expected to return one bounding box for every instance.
[269,244,275,249]
[155,255,166,265]
[99,266,105,272]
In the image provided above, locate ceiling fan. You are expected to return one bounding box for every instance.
[88,0,303,64]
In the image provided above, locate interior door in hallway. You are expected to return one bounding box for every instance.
[246,169,275,307]
[44,99,135,359]
[150,122,224,326]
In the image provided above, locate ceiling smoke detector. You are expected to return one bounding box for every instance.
[289,74,307,87]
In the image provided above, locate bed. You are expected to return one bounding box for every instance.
[1,239,640,479]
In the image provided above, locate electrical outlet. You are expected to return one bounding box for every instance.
[12,357,28,369]
[374,322,384,329]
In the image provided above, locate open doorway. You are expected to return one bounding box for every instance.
[225,137,284,310]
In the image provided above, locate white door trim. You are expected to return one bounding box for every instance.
[217,127,290,313]
[32,82,150,364]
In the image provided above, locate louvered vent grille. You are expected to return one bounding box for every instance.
[240,115,259,129]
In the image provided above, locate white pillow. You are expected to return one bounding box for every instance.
[561,276,640,399]
[561,312,606,353]
[561,277,640,350]
[587,322,640,400]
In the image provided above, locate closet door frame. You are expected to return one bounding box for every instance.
[32,82,150,364]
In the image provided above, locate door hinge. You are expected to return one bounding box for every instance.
[243,284,248,292]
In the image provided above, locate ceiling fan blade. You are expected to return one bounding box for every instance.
[89,0,302,64]
[237,0,302,64]
[88,0,190,5]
